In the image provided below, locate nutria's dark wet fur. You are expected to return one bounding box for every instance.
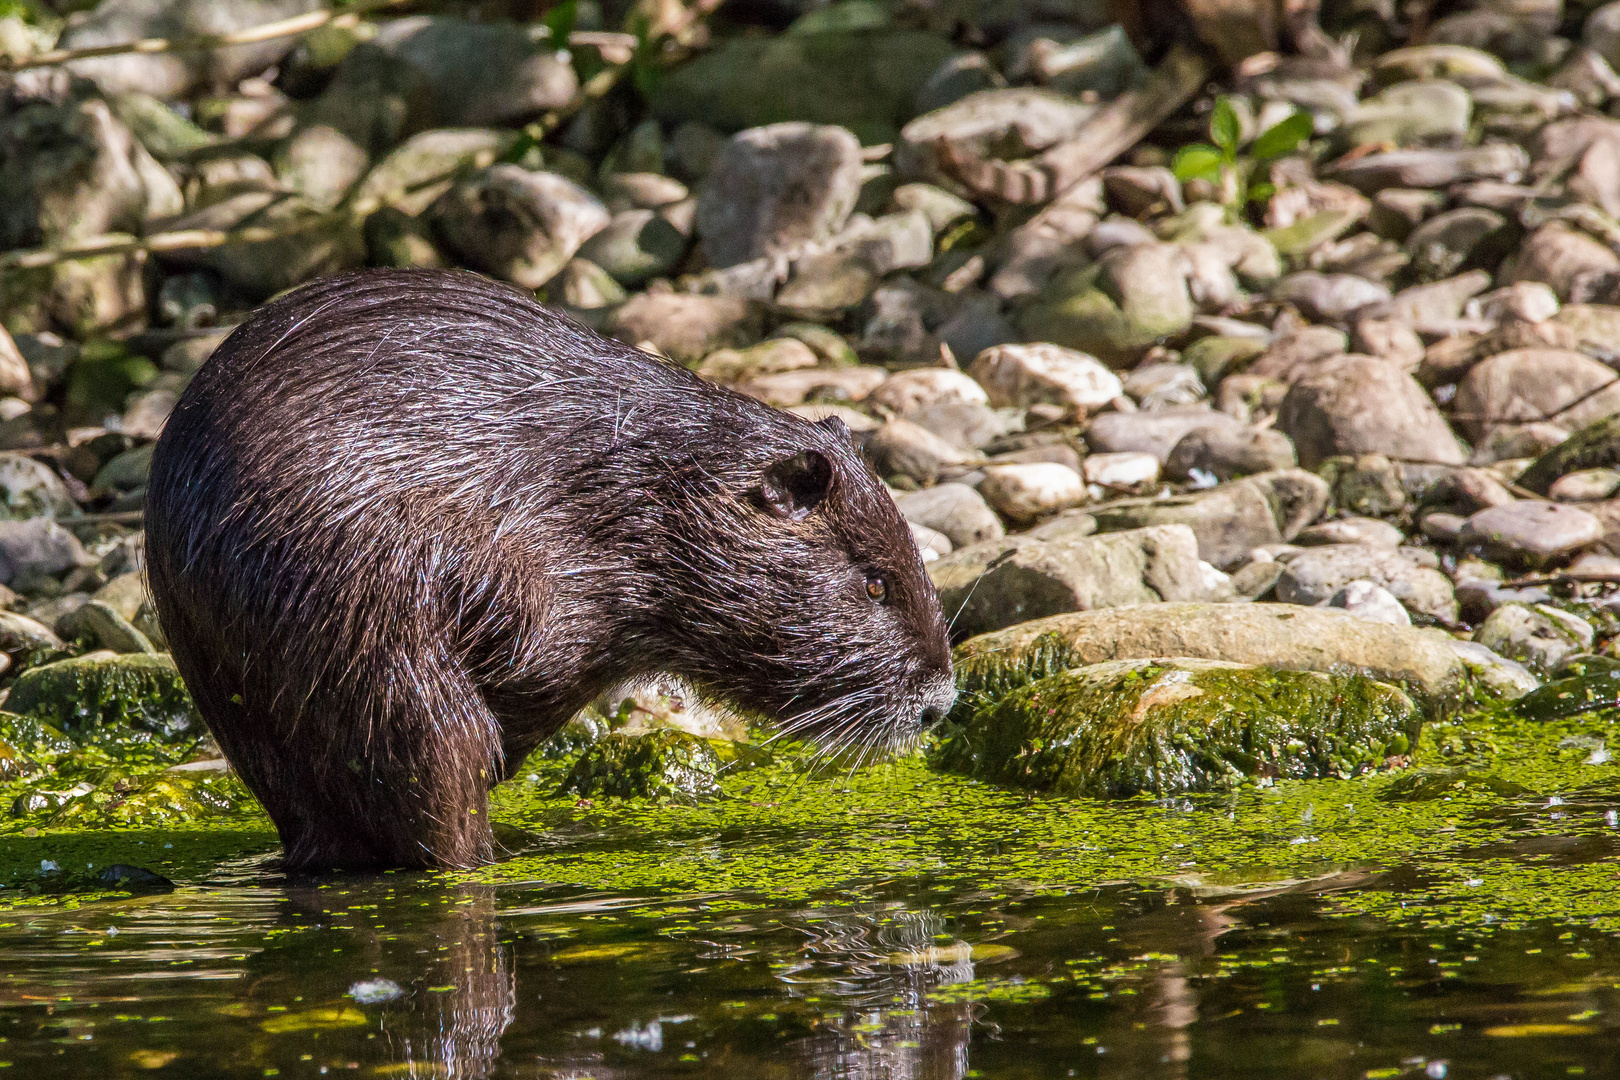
[145,268,955,871]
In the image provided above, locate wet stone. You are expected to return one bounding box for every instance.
[5,652,202,746]
[1328,580,1412,625]
[931,658,1419,797]
[1473,603,1595,676]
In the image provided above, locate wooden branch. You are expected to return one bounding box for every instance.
[1503,572,1620,589]
[1,220,340,271]
[6,0,638,72]
[936,44,1211,205]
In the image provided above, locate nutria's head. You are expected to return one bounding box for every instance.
[626,405,956,759]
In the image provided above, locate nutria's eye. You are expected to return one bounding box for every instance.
[866,575,888,603]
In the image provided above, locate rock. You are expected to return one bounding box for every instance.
[575,210,688,286]
[986,180,1102,300]
[1018,244,1194,364]
[0,610,66,668]
[1370,188,1447,241]
[1420,466,1516,515]
[951,601,1470,708]
[1453,348,1620,442]
[1320,454,1409,516]
[57,599,156,655]
[911,520,951,560]
[914,51,1005,113]
[94,571,164,648]
[977,462,1086,523]
[1472,423,1571,465]
[1271,272,1392,322]
[738,366,888,407]
[1247,325,1349,382]
[349,130,522,217]
[1082,451,1160,489]
[1089,469,1329,568]
[58,0,321,100]
[1122,363,1204,409]
[895,483,1005,548]
[366,17,577,128]
[430,166,610,290]
[1342,79,1473,148]
[930,525,1210,640]
[932,657,1418,797]
[1499,223,1620,300]
[695,338,819,385]
[1450,639,1540,701]
[44,772,242,829]
[1183,335,1265,384]
[1471,282,1560,324]
[156,193,364,300]
[895,87,1097,185]
[1458,501,1604,566]
[1325,144,1529,193]
[0,519,91,589]
[865,418,976,485]
[1328,580,1412,625]
[1295,516,1405,548]
[1372,44,1507,84]
[1275,544,1459,623]
[274,123,368,210]
[1278,356,1466,468]
[558,730,722,802]
[0,452,78,521]
[905,401,1006,449]
[604,293,756,364]
[1589,1,1620,68]
[967,343,1122,415]
[1010,24,1147,96]
[695,123,863,269]
[865,368,988,415]
[0,98,183,249]
[6,652,201,743]
[1550,468,1620,501]
[1165,425,1297,482]
[1407,208,1514,282]
[652,30,958,142]
[1085,407,1245,463]
[1473,603,1594,676]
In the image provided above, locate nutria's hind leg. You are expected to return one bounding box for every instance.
[269,653,506,872]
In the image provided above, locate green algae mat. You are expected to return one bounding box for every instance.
[2,701,1620,1076]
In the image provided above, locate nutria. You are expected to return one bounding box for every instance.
[145,268,955,871]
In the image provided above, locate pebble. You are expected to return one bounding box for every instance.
[1328,580,1412,625]
[1274,543,1459,623]
[1085,407,1245,463]
[968,343,1123,414]
[1295,516,1406,548]
[1458,501,1605,565]
[894,483,1005,548]
[1550,468,1620,501]
[864,368,990,415]
[1081,452,1160,489]
[977,463,1087,524]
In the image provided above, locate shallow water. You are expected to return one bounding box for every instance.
[5,710,1620,1078]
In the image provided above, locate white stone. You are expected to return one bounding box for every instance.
[1081,451,1161,488]
[865,367,989,415]
[1328,579,1412,625]
[977,462,1087,524]
[968,342,1124,413]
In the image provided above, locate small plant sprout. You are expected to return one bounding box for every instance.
[1172,97,1315,220]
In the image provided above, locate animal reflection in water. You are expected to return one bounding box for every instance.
[258,881,514,1080]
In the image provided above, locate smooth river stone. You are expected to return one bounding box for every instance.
[1458,501,1604,564]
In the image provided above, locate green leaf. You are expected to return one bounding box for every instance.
[1246,181,1277,204]
[1172,145,1225,184]
[1251,111,1315,162]
[1210,98,1241,158]
[544,0,578,50]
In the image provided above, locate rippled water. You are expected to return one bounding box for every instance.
[5,715,1620,1078]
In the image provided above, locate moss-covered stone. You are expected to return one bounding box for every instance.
[5,652,202,745]
[952,603,1469,714]
[931,658,1420,797]
[1513,668,1620,721]
[559,731,723,802]
[43,772,244,829]
[1516,413,1620,494]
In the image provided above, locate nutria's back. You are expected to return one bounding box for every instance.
[146,268,954,870]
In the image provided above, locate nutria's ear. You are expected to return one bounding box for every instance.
[815,415,852,443]
[760,450,833,520]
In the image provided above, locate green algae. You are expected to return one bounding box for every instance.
[931,659,1419,797]
[558,730,723,802]
[5,653,202,744]
[1514,669,1620,721]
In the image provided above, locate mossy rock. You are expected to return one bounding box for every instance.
[952,603,1469,715]
[559,731,722,802]
[5,652,202,745]
[1516,414,1620,495]
[930,658,1420,797]
[1513,669,1620,722]
[44,772,246,829]
[0,712,74,758]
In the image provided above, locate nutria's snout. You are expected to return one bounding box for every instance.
[917,673,957,729]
